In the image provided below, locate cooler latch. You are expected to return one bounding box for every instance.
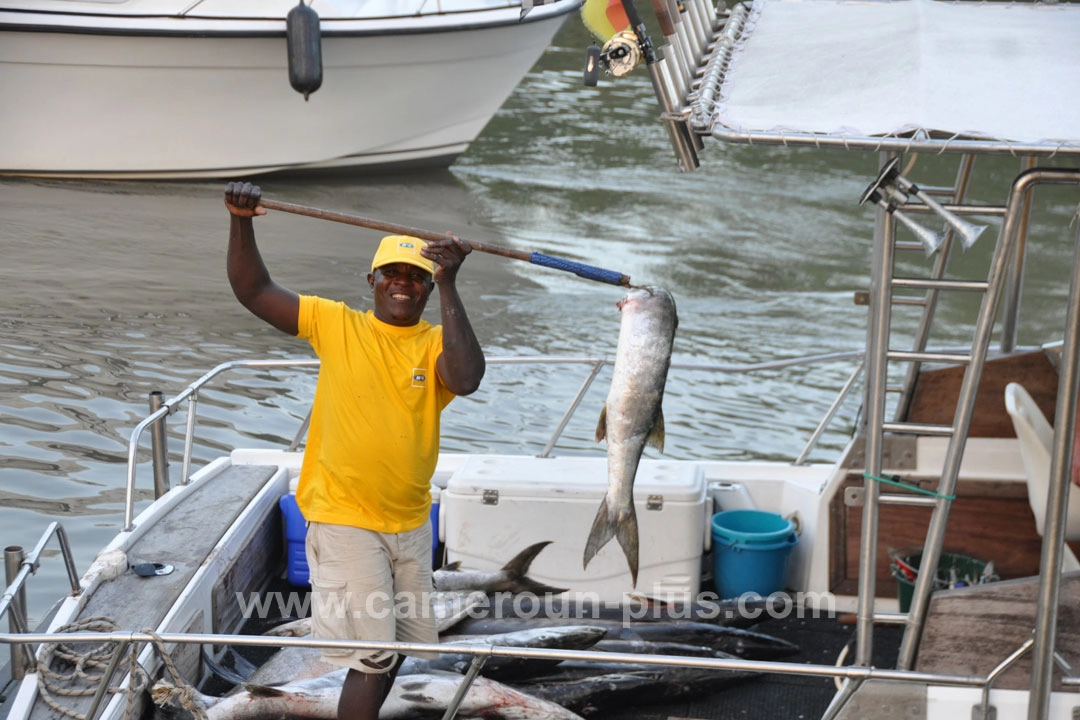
[482,489,499,505]
[647,494,663,510]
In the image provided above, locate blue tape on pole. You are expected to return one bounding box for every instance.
[529,252,625,286]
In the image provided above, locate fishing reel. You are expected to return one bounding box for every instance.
[583,29,644,86]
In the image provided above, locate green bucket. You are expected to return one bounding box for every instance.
[891,550,998,612]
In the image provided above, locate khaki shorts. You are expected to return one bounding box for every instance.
[305,520,438,673]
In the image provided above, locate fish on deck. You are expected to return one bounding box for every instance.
[220,625,608,688]
[510,663,761,715]
[585,286,678,587]
[461,593,773,629]
[153,670,586,720]
[433,540,568,595]
[446,617,799,660]
[400,625,607,681]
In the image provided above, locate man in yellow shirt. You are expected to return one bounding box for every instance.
[224,181,485,720]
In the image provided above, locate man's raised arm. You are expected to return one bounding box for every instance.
[426,236,485,396]
[225,182,300,336]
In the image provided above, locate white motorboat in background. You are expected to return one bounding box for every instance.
[0,0,579,179]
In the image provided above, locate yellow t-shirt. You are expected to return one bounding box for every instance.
[294,295,455,533]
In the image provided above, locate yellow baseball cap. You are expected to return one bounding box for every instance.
[371,235,434,275]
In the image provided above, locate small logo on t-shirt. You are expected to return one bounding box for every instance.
[411,368,427,388]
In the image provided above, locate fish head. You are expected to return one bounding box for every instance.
[617,286,677,328]
[619,285,673,305]
[616,286,653,312]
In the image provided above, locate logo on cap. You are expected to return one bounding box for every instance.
[372,235,434,274]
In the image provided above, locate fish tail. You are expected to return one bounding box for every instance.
[616,504,639,587]
[503,540,569,595]
[583,494,615,571]
[504,540,553,577]
[583,495,640,586]
[518,578,571,596]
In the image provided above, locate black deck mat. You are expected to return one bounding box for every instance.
[598,614,903,720]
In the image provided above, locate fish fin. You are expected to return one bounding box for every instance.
[518,578,571,596]
[504,540,554,578]
[583,494,616,570]
[595,405,608,443]
[646,409,665,453]
[585,492,640,584]
[615,503,640,587]
[441,561,462,572]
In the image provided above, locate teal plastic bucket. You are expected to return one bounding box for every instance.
[711,509,794,545]
[711,510,797,598]
[712,532,797,598]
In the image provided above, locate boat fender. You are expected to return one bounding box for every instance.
[287,1,323,100]
[85,548,127,582]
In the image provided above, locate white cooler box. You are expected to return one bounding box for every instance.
[441,455,710,603]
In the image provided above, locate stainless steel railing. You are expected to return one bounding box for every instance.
[0,626,991,698]
[1,523,81,681]
[122,359,319,530]
[121,351,867,532]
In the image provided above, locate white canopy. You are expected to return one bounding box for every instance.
[706,0,1080,154]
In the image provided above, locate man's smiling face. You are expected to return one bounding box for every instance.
[369,262,434,326]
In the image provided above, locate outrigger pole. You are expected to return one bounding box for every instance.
[258,198,632,288]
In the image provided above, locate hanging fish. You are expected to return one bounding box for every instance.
[585,286,678,587]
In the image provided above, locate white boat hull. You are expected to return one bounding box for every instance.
[0,6,574,178]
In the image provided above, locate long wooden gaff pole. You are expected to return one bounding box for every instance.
[259,198,632,288]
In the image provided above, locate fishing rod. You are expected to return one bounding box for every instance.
[581,0,699,171]
[258,198,632,288]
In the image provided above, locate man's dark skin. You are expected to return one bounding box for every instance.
[224,181,485,718]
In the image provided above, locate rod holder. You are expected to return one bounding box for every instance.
[149,391,170,499]
[5,545,29,682]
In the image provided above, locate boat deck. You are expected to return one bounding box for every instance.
[917,573,1080,691]
[28,464,278,720]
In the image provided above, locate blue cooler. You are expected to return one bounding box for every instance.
[280,489,441,587]
[280,494,310,586]
[430,486,441,566]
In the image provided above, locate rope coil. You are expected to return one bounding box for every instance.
[34,617,206,720]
